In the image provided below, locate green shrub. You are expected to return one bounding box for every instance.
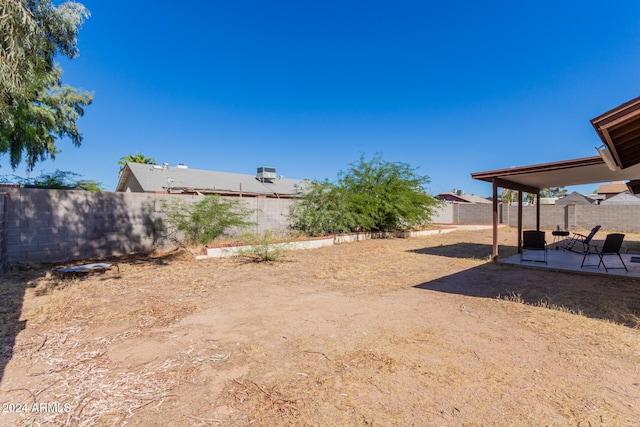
[163,195,254,246]
[290,154,442,236]
[289,180,365,237]
[239,230,288,262]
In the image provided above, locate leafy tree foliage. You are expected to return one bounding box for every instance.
[501,187,568,205]
[501,188,516,204]
[289,180,366,236]
[540,187,568,198]
[290,155,441,236]
[118,153,157,166]
[1,169,102,191]
[339,155,440,232]
[163,195,254,246]
[0,0,92,171]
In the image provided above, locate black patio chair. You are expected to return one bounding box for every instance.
[581,233,628,272]
[565,225,601,252]
[520,230,547,264]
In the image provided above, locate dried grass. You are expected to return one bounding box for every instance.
[3,232,640,425]
[5,325,185,426]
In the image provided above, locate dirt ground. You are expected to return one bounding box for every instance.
[1,227,640,426]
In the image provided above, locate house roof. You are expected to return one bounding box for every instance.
[599,191,640,205]
[116,163,307,197]
[591,96,640,170]
[596,181,628,195]
[437,192,491,204]
[554,191,595,206]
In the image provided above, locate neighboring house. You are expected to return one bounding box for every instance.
[599,190,640,205]
[437,190,491,204]
[596,181,628,199]
[116,163,307,198]
[585,193,606,204]
[555,191,596,206]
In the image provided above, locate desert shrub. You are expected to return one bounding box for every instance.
[290,154,442,236]
[239,230,288,262]
[163,195,254,246]
[289,180,365,237]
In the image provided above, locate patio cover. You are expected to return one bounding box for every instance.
[472,156,640,190]
[471,95,640,259]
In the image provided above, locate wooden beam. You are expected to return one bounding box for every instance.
[600,128,625,171]
[536,193,541,231]
[492,177,540,195]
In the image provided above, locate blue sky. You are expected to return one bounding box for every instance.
[4,1,640,196]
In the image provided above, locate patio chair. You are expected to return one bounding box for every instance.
[520,230,547,264]
[581,233,628,272]
[564,225,601,252]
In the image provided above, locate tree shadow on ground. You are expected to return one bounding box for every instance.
[413,259,640,329]
[0,268,34,386]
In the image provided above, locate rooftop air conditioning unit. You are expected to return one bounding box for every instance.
[257,167,277,181]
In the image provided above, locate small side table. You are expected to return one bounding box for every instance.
[552,230,570,250]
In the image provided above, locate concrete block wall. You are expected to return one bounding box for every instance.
[249,197,295,235]
[9,187,640,266]
[442,203,640,233]
[504,205,566,230]
[4,189,297,265]
[574,205,640,233]
[5,189,185,264]
[455,203,494,224]
[431,204,454,223]
[0,193,7,272]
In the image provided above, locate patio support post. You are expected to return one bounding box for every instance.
[492,179,499,260]
[536,192,541,231]
[517,191,523,254]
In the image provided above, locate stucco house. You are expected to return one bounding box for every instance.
[596,181,629,199]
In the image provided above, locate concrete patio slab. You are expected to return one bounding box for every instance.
[500,246,640,279]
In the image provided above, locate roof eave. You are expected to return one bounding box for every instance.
[471,156,604,183]
[591,96,640,169]
[115,164,132,192]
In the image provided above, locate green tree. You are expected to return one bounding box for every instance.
[501,188,516,205]
[1,0,92,171]
[1,0,38,99]
[289,180,366,236]
[118,152,157,166]
[3,169,102,191]
[338,155,440,232]
[163,195,254,246]
[540,187,568,198]
[290,155,441,235]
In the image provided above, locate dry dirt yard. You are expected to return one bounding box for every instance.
[1,227,640,426]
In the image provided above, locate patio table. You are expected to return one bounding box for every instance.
[552,230,570,249]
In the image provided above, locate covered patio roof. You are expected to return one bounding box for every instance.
[471,156,640,191]
[471,95,640,260]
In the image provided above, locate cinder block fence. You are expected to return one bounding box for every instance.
[0,188,293,266]
[2,188,640,268]
[432,203,640,233]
